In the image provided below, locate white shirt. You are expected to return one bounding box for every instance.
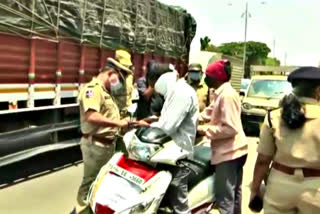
[152,77,199,155]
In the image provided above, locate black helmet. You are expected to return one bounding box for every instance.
[146,61,173,86]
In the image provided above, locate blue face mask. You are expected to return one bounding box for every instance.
[110,80,124,95]
[188,72,202,82]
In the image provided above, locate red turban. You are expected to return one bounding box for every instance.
[205,60,229,82]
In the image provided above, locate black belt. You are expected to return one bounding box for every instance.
[272,162,320,177]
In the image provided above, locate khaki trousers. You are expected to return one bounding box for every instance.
[76,137,115,213]
[264,168,320,214]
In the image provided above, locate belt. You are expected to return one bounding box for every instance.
[272,162,320,177]
[83,134,114,145]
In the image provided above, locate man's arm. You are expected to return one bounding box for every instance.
[153,95,192,135]
[251,154,272,194]
[137,78,153,101]
[81,86,128,128]
[143,86,154,101]
[85,110,128,128]
[205,95,239,140]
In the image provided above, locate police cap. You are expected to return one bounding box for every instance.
[188,63,202,72]
[288,66,320,83]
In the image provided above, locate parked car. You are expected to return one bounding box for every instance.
[241,75,292,135]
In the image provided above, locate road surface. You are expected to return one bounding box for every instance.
[0,137,260,214]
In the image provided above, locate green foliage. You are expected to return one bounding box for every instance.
[217,41,271,65]
[200,36,211,51]
[265,57,281,66]
[205,44,219,52]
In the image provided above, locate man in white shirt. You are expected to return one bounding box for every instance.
[152,72,199,214]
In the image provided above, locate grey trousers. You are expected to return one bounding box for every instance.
[214,155,247,214]
[167,166,192,214]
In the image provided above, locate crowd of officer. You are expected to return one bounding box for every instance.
[70,49,320,214]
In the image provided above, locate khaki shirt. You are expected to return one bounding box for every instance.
[191,82,209,113]
[78,77,120,140]
[113,73,133,118]
[258,97,320,169]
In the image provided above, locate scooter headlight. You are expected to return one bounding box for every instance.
[128,135,161,162]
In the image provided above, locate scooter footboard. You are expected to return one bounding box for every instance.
[88,153,172,214]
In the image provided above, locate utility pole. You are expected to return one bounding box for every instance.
[273,38,276,58]
[242,0,248,76]
[284,52,287,66]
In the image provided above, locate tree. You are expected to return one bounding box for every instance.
[205,44,219,52]
[200,36,211,51]
[217,41,271,77]
[217,41,271,63]
[265,57,281,66]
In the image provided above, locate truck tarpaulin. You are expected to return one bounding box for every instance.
[0,0,196,60]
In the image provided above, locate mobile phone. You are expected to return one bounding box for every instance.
[249,195,263,212]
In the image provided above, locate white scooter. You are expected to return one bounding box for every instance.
[87,120,216,214]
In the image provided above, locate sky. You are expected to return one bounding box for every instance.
[159,0,320,66]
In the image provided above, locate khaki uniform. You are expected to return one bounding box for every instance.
[191,82,209,113]
[76,78,120,211]
[113,73,133,119]
[258,97,320,214]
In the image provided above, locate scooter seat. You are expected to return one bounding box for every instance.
[193,145,211,169]
[179,146,213,190]
[135,126,172,145]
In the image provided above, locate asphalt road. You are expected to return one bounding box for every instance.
[0,137,260,214]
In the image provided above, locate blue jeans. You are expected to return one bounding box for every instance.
[214,155,247,214]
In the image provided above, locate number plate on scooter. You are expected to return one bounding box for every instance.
[106,163,145,187]
[106,153,158,189]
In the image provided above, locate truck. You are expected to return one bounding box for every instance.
[0,0,196,173]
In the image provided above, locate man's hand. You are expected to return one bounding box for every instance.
[136,120,150,127]
[197,126,207,136]
[249,190,260,202]
[118,120,129,128]
[143,116,159,123]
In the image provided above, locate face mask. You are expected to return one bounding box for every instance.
[110,79,123,95]
[188,72,202,82]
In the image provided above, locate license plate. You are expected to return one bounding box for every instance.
[106,163,145,187]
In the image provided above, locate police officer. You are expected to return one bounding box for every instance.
[186,63,209,112]
[73,64,147,214]
[107,50,134,119]
[250,66,320,214]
